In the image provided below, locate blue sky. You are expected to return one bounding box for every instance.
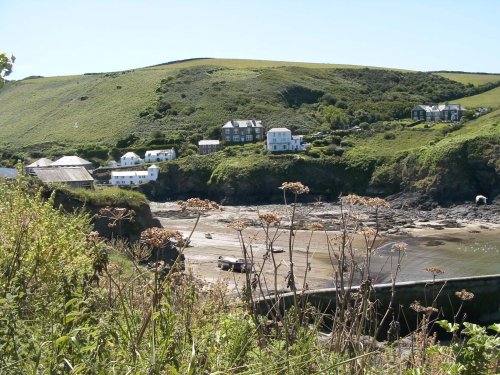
[2,0,499,80]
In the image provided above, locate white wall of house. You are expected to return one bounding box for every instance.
[266,128,304,152]
[145,149,176,163]
[120,152,144,167]
[110,165,160,185]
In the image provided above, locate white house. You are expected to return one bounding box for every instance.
[120,152,144,167]
[110,165,160,186]
[145,148,176,163]
[266,128,305,152]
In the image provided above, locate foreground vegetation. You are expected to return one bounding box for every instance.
[1,175,498,374]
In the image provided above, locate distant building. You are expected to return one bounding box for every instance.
[25,158,53,175]
[34,167,94,188]
[411,103,465,122]
[266,128,306,152]
[222,119,264,143]
[109,165,160,186]
[145,149,176,163]
[120,152,143,167]
[50,156,94,171]
[198,140,220,155]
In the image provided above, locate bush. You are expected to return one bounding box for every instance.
[384,133,396,140]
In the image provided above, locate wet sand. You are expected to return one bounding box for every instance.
[150,202,500,292]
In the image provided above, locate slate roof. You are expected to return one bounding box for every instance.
[267,127,291,133]
[35,167,94,183]
[51,156,93,167]
[26,158,53,168]
[222,119,263,128]
[198,140,220,146]
[122,152,141,158]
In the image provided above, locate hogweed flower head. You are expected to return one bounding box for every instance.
[455,289,474,301]
[424,267,445,276]
[177,198,220,212]
[228,219,252,232]
[141,227,183,247]
[410,301,439,315]
[308,222,325,231]
[258,213,281,226]
[391,242,408,252]
[279,182,310,195]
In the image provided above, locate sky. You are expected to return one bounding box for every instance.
[1,0,499,80]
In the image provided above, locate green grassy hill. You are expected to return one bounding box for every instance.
[1,58,499,203]
[1,58,498,158]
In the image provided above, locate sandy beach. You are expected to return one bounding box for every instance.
[150,201,500,292]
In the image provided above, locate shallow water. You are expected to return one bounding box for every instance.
[369,231,500,283]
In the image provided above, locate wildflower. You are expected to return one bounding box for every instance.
[177,198,220,212]
[410,301,425,313]
[366,197,390,208]
[279,182,310,195]
[342,194,367,206]
[86,231,101,242]
[98,206,135,227]
[259,213,281,226]
[140,227,183,247]
[228,219,252,232]
[308,222,325,231]
[391,242,408,252]
[455,289,474,301]
[424,267,445,276]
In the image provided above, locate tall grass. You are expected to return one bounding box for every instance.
[0,175,497,373]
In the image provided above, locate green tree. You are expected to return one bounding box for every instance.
[0,52,15,89]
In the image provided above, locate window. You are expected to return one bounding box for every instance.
[255,128,261,133]
[225,129,231,134]
[246,134,253,141]
[226,136,231,141]
[233,136,239,142]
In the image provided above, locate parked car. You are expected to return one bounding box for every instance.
[217,256,252,273]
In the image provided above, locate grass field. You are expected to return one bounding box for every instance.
[453,85,500,110]
[1,58,499,157]
[434,72,500,85]
[346,108,500,160]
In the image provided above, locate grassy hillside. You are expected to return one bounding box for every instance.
[1,58,496,158]
[434,72,500,86]
[452,85,500,110]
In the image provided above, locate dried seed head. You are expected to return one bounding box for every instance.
[424,267,445,275]
[342,194,367,206]
[411,301,438,315]
[177,198,220,211]
[366,197,390,208]
[455,289,474,301]
[279,182,310,195]
[228,219,252,231]
[309,222,325,231]
[259,213,281,226]
[140,227,183,247]
[392,242,408,252]
[86,231,101,242]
